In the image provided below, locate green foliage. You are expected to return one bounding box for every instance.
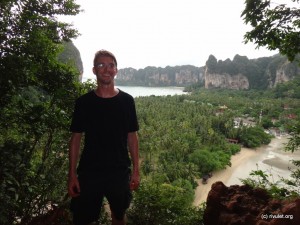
[241,0,300,62]
[241,166,299,199]
[136,94,246,188]
[238,126,272,148]
[189,149,231,176]
[241,117,300,200]
[283,119,300,196]
[0,0,81,106]
[0,80,94,224]
[136,88,300,196]
[0,1,83,224]
[127,180,204,225]
[2,0,300,223]
[286,120,300,153]
[274,75,300,99]
[205,55,218,73]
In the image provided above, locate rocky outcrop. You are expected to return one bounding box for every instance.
[203,181,300,225]
[116,66,204,86]
[266,60,299,88]
[205,71,249,90]
[175,69,201,85]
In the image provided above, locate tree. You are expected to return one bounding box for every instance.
[0,1,82,224]
[0,0,80,105]
[127,180,204,225]
[241,0,300,62]
[242,0,300,198]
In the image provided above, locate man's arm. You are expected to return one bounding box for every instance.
[68,132,82,197]
[128,131,140,190]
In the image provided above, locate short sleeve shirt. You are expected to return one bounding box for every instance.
[70,90,139,172]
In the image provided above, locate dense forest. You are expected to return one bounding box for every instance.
[128,87,300,224]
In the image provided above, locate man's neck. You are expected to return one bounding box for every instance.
[95,84,119,98]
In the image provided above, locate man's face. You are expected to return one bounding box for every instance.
[93,56,118,85]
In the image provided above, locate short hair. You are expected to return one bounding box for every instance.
[93,49,118,67]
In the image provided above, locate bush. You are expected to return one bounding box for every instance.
[127,180,204,225]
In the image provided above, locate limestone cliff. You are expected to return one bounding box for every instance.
[266,59,299,88]
[204,54,299,89]
[204,70,249,90]
[115,65,205,87]
[115,54,299,89]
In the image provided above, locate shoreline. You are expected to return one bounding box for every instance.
[193,136,291,206]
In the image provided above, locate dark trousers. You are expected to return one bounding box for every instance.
[70,169,132,225]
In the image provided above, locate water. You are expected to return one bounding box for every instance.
[82,77,186,97]
[116,86,186,97]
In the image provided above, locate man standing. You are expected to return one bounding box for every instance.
[68,50,139,225]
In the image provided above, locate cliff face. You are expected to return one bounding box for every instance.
[266,60,299,88]
[204,61,298,90]
[204,70,249,90]
[175,69,202,85]
[115,54,299,89]
[203,182,300,225]
[116,66,205,86]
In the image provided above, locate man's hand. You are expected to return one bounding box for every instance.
[68,133,82,197]
[68,175,81,197]
[130,170,140,191]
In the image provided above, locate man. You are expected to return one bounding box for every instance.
[68,50,139,225]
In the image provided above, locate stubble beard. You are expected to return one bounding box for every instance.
[98,75,114,86]
[95,68,117,87]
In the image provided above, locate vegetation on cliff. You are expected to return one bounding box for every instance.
[206,54,300,89]
[58,41,84,77]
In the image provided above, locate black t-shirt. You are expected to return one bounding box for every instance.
[70,89,139,172]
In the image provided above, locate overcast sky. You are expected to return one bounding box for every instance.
[64,0,279,79]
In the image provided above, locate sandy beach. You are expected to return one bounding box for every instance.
[193,136,297,206]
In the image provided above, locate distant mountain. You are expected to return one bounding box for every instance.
[115,54,300,90]
[116,65,204,87]
[58,41,83,81]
